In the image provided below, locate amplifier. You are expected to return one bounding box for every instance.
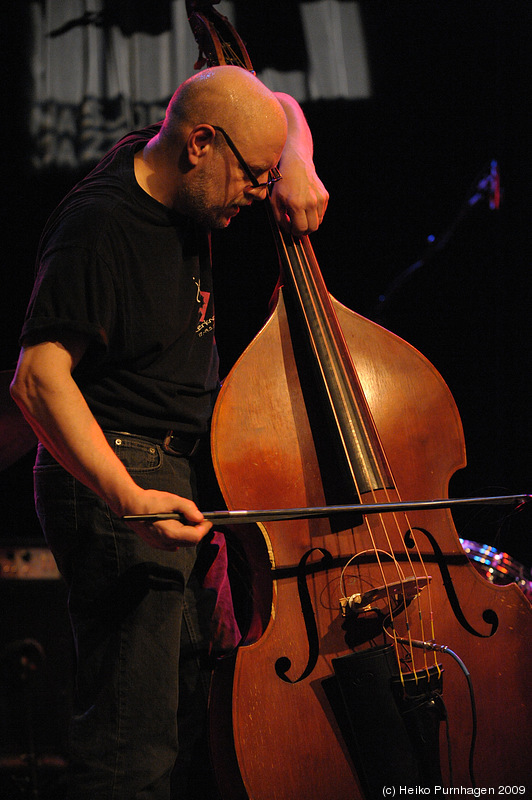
[0,544,60,581]
[0,544,73,765]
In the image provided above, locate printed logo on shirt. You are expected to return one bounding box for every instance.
[194,277,214,337]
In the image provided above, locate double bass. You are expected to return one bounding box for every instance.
[186,4,532,797]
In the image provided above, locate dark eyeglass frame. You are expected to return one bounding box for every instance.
[211,125,282,189]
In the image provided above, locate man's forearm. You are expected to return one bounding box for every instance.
[10,345,142,516]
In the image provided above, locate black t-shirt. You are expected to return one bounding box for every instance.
[21,124,219,438]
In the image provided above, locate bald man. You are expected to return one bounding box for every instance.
[11,66,328,799]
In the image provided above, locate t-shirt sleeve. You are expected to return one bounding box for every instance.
[20,244,116,349]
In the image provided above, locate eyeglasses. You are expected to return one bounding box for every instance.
[211,125,283,190]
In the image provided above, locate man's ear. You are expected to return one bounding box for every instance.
[187,125,215,165]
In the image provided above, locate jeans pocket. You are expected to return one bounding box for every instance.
[106,433,163,473]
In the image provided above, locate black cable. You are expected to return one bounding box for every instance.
[406,639,477,789]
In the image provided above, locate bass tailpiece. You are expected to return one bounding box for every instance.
[323,644,445,799]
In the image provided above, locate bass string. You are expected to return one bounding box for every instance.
[289,232,439,683]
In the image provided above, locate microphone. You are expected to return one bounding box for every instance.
[469,160,500,209]
[488,160,500,210]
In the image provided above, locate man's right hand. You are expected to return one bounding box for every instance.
[123,489,212,550]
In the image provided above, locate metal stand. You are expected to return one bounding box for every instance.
[0,640,67,799]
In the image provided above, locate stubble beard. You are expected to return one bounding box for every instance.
[180,175,232,230]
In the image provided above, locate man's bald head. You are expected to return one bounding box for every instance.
[161,65,287,150]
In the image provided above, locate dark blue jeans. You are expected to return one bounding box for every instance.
[34,432,218,800]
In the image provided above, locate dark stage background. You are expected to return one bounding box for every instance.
[1,4,531,569]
